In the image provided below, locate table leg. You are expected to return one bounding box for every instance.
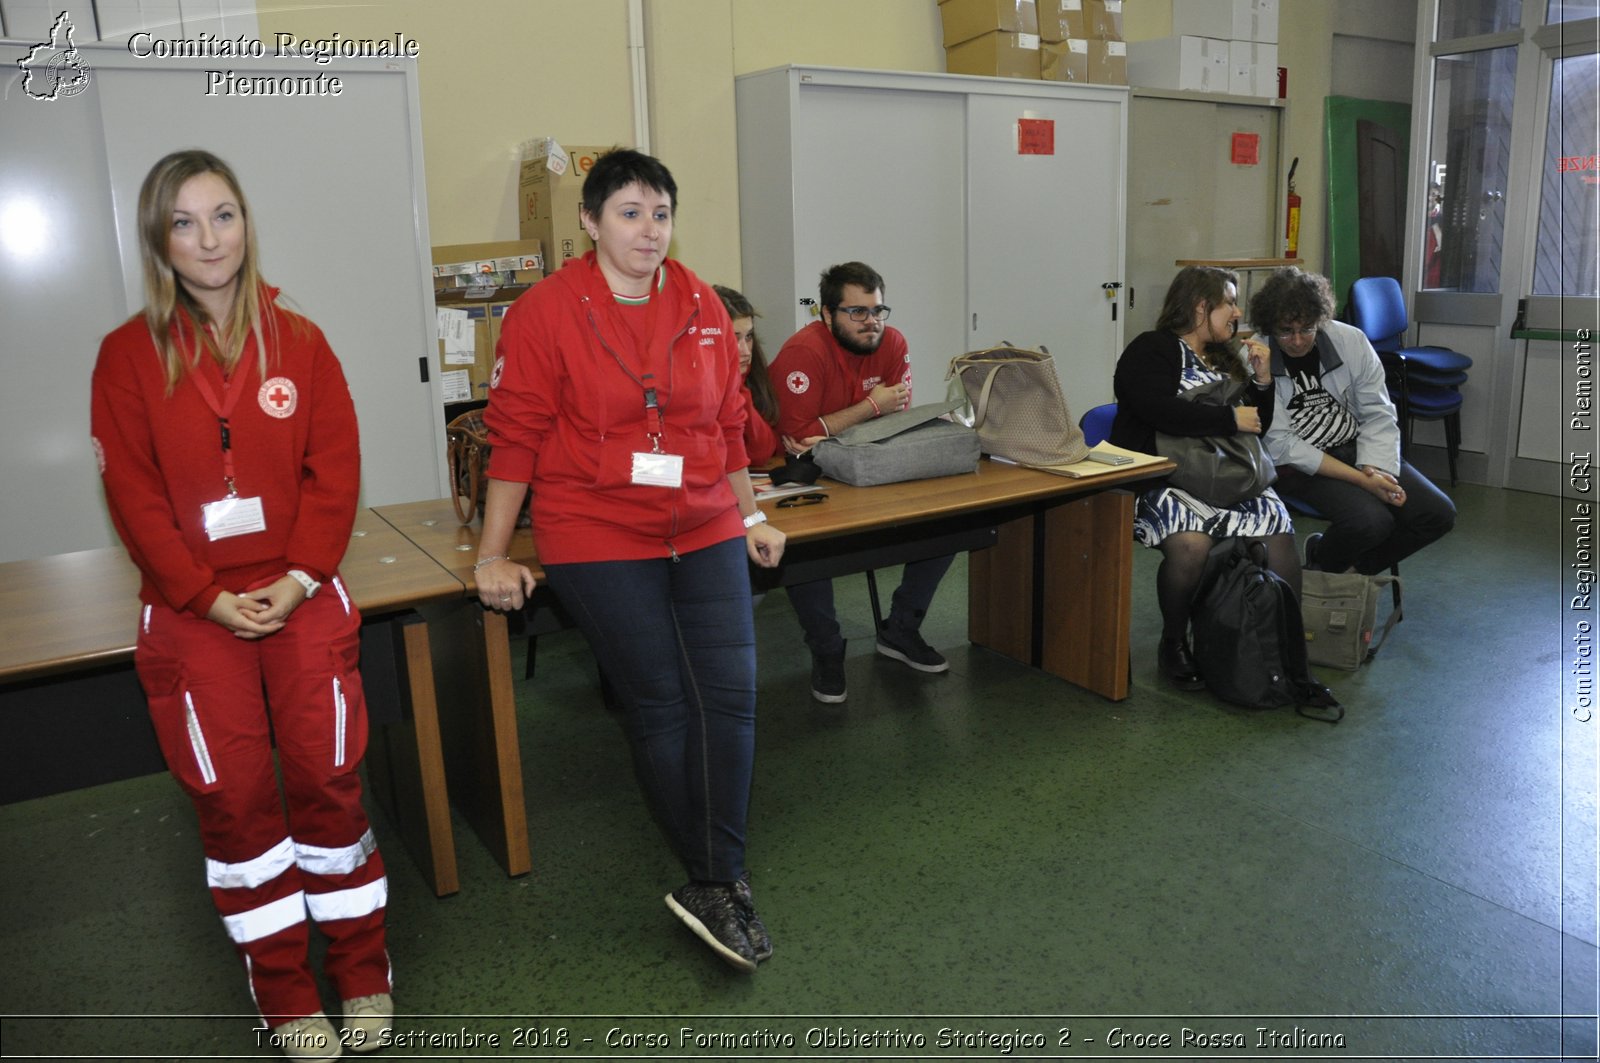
[1041,489,1133,700]
[968,489,1133,701]
[422,599,531,878]
[363,613,460,897]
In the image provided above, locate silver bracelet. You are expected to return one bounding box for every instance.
[474,555,509,571]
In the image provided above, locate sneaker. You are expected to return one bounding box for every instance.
[342,994,393,1054]
[875,624,949,673]
[1303,532,1323,570]
[271,1013,341,1061]
[665,882,758,972]
[733,872,772,963]
[810,646,847,703]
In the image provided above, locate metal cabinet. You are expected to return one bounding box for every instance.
[735,66,1129,412]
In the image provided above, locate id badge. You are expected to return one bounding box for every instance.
[202,495,268,541]
[631,451,684,488]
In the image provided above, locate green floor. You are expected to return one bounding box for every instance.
[2,484,1595,1061]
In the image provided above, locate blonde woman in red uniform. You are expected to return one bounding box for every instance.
[91,150,391,1061]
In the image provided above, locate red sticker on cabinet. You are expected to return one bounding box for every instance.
[1018,118,1055,155]
[1231,133,1260,166]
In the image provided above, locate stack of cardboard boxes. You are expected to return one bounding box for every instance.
[433,240,545,402]
[516,139,615,270]
[941,0,1126,85]
[431,139,617,404]
[1126,0,1279,97]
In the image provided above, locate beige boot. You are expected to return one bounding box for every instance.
[342,993,393,1054]
[270,1013,341,1060]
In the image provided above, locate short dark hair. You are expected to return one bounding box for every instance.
[1250,267,1335,335]
[819,261,885,311]
[580,148,677,220]
[1155,265,1238,335]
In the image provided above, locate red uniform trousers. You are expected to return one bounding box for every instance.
[133,576,391,1026]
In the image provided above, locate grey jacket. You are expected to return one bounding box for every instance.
[1264,319,1402,476]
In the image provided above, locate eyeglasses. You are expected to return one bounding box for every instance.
[776,492,829,508]
[834,305,892,323]
[1273,326,1319,341]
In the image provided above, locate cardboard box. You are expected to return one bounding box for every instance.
[1127,35,1232,92]
[517,140,617,269]
[940,0,1038,47]
[435,291,523,399]
[1042,38,1125,84]
[946,31,1043,78]
[431,240,544,292]
[1090,38,1127,84]
[1083,0,1123,40]
[1037,0,1085,41]
[1228,39,1279,96]
[1171,0,1278,43]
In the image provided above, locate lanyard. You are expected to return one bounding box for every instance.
[589,269,679,453]
[187,358,252,497]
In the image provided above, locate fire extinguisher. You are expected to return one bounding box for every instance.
[1285,156,1301,259]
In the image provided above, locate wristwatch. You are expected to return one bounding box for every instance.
[742,510,768,528]
[286,569,322,598]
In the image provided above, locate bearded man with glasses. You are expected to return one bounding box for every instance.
[768,261,955,705]
[1254,267,1455,576]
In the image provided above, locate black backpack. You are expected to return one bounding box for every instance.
[1191,539,1343,723]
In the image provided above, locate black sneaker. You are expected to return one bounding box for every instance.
[1303,532,1323,570]
[665,883,758,972]
[811,646,847,703]
[733,873,772,963]
[875,624,949,673]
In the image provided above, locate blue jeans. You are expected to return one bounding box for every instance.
[786,553,956,656]
[543,537,755,883]
[1274,456,1456,575]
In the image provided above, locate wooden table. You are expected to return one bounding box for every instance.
[374,456,1172,878]
[0,510,468,897]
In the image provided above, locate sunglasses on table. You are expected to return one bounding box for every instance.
[776,493,829,508]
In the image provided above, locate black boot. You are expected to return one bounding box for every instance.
[1158,636,1205,690]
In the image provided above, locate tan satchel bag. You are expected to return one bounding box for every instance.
[947,345,1088,466]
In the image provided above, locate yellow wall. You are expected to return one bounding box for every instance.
[257,0,1343,285]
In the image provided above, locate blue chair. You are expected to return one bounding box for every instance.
[1348,276,1470,486]
[1079,402,1117,446]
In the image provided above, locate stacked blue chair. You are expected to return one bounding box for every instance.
[1079,402,1118,446]
[1348,276,1471,486]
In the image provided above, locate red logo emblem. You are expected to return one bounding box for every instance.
[786,371,811,394]
[258,377,297,419]
[490,356,506,389]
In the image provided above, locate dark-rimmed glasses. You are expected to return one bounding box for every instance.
[1273,326,1318,341]
[835,305,892,323]
[776,492,828,508]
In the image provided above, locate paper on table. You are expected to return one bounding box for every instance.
[1023,442,1166,478]
[751,474,831,503]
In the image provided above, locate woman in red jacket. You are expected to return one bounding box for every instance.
[713,285,781,465]
[476,150,786,973]
[90,150,390,1061]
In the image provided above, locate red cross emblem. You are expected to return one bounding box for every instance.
[258,377,298,419]
[786,371,810,394]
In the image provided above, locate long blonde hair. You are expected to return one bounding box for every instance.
[137,150,272,393]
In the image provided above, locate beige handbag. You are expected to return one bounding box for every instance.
[947,345,1088,466]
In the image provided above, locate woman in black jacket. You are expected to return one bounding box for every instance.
[1109,266,1300,690]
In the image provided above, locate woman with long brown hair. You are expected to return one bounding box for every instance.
[91,149,391,1060]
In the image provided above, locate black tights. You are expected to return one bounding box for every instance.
[1156,531,1302,643]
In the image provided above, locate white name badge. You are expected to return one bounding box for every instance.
[631,451,684,488]
[202,495,268,541]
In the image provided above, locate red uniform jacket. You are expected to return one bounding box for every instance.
[485,253,749,563]
[769,320,912,440]
[91,292,360,618]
